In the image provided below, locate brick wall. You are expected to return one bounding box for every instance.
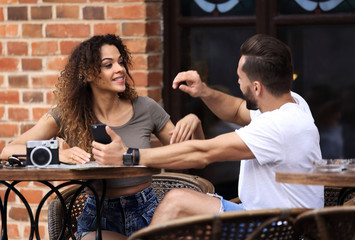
[0,0,163,239]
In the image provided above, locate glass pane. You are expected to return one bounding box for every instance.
[279,0,355,14]
[181,0,255,17]
[279,24,355,158]
[180,26,255,199]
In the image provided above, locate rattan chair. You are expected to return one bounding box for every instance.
[324,186,355,206]
[294,206,355,240]
[127,208,308,240]
[47,172,215,240]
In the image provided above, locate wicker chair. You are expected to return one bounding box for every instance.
[127,208,308,240]
[47,172,215,240]
[294,206,355,240]
[324,186,355,206]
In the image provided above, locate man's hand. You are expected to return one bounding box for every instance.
[92,126,127,165]
[172,70,207,98]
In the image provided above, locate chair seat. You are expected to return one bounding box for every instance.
[295,205,355,240]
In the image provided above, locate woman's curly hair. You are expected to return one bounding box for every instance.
[53,34,138,152]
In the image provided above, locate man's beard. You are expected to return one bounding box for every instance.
[244,86,258,110]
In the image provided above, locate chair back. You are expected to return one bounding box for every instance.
[127,208,308,240]
[47,172,215,240]
[294,206,355,240]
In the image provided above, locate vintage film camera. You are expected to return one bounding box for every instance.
[26,139,59,167]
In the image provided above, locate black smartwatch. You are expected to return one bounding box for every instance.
[123,148,140,166]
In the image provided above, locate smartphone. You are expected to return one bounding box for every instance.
[91,124,112,144]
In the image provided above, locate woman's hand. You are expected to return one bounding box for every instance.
[59,147,91,164]
[169,114,205,144]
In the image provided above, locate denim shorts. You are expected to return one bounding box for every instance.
[76,185,158,239]
[207,193,245,212]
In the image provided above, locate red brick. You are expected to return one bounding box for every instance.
[147,37,162,52]
[8,6,28,20]
[20,0,37,3]
[24,225,46,239]
[31,41,57,56]
[132,55,147,70]
[46,24,90,38]
[122,22,145,37]
[146,21,161,36]
[56,5,79,19]
[148,71,162,85]
[124,39,147,53]
[93,23,120,36]
[8,108,30,121]
[7,41,28,56]
[32,107,51,120]
[131,71,148,86]
[22,24,43,38]
[8,75,29,88]
[0,58,19,71]
[31,6,52,19]
[46,56,68,70]
[0,123,18,137]
[16,181,30,187]
[146,3,162,19]
[148,54,162,69]
[107,5,145,20]
[6,224,20,238]
[0,140,5,153]
[0,75,4,86]
[0,7,4,21]
[136,87,161,102]
[0,24,18,37]
[46,91,54,104]
[19,189,43,204]
[91,0,121,2]
[43,0,85,2]
[9,207,29,221]
[0,91,20,104]
[0,188,16,202]
[22,91,44,103]
[0,106,4,119]
[22,58,42,71]
[0,42,2,54]
[131,71,162,87]
[31,75,58,88]
[60,40,81,55]
[83,6,104,19]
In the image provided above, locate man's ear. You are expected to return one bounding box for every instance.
[254,81,262,96]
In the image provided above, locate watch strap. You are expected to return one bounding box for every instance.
[133,148,140,165]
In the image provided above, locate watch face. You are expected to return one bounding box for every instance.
[123,153,133,166]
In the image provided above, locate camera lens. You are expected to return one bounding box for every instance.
[30,146,52,167]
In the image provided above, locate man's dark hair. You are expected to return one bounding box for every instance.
[240,34,294,96]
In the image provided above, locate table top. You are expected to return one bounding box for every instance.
[275,168,355,187]
[0,164,161,181]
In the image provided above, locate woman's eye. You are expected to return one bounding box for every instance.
[118,61,124,66]
[103,63,112,68]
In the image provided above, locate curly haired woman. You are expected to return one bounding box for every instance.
[0,34,204,240]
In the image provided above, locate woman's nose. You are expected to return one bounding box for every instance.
[114,62,123,72]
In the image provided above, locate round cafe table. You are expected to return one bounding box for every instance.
[275,167,355,205]
[0,164,161,240]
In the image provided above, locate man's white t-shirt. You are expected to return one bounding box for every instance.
[236,92,324,209]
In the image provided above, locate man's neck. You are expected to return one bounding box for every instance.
[259,92,294,113]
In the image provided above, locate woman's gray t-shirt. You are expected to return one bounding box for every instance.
[50,96,170,188]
